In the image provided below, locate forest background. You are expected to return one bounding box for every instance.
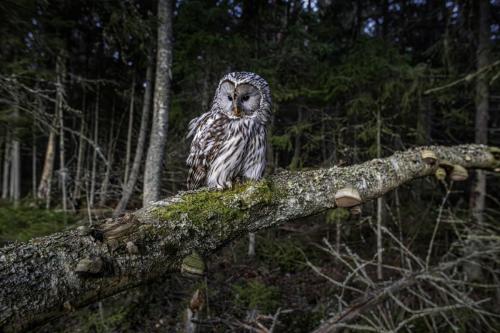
[1,0,500,332]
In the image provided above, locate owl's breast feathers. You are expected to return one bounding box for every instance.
[186,112,267,190]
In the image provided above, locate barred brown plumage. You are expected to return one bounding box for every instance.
[186,72,272,190]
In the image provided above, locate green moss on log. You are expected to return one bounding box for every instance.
[152,180,277,229]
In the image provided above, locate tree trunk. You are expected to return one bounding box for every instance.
[10,90,21,207]
[376,107,383,280]
[38,125,57,208]
[113,63,154,217]
[1,144,498,332]
[10,131,20,207]
[124,73,136,185]
[90,88,100,208]
[464,0,492,283]
[99,102,116,207]
[56,55,68,212]
[143,0,173,205]
[2,132,10,200]
[289,107,303,170]
[32,119,37,199]
[73,114,86,204]
[471,0,491,224]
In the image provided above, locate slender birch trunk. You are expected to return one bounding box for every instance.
[2,133,10,200]
[73,114,86,203]
[124,73,135,185]
[99,102,115,207]
[90,88,100,208]
[376,107,383,280]
[56,55,68,212]
[143,0,173,206]
[38,129,56,208]
[11,131,21,207]
[32,119,37,198]
[113,63,153,216]
[290,107,303,170]
[10,90,21,207]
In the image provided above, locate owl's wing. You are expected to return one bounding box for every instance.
[186,112,226,190]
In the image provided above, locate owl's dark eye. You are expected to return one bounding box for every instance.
[242,95,250,102]
[227,95,233,101]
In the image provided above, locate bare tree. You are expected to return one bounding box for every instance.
[99,100,117,207]
[89,88,100,208]
[2,132,10,200]
[73,112,86,204]
[471,0,491,224]
[376,107,383,279]
[114,63,153,216]
[31,117,37,198]
[56,55,68,212]
[37,127,56,208]
[464,0,492,282]
[124,73,136,185]
[143,0,173,205]
[10,103,20,207]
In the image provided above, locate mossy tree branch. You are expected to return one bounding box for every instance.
[1,144,499,332]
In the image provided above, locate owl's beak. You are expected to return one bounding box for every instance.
[233,106,242,117]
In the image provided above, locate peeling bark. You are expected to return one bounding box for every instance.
[0,144,498,332]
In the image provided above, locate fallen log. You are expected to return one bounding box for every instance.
[0,144,498,332]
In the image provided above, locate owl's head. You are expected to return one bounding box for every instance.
[212,72,271,123]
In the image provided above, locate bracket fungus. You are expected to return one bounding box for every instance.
[450,165,468,182]
[181,251,206,277]
[335,187,362,208]
[350,205,362,216]
[435,167,447,181]
[420,150,438,165]
[126,241,139,255]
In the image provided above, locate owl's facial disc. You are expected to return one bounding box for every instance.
[218,81,261,119]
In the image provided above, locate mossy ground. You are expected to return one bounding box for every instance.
[0,201,76,244]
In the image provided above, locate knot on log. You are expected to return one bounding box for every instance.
[126,241,139,255]
[75,257,105,276]
[90,213,141,243]
[76,226,90,236]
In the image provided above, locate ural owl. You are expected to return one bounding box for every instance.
[187,72,272,190]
